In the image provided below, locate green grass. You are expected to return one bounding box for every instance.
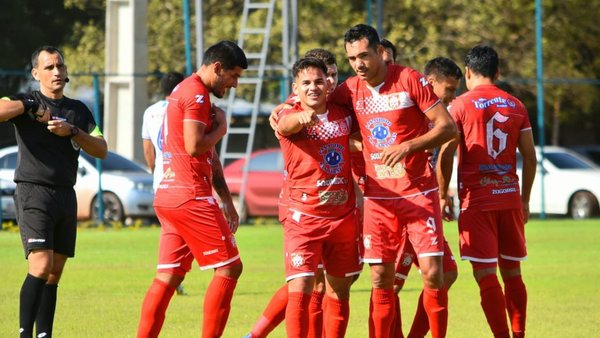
[1,219,599,337]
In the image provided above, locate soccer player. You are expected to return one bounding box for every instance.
[392,56,463,338]
[380,38,397,66]
[436,45,536,338]
[276,57,361,338]
[0,45,108,338]
[137,40,247,338]
[329,24,457,338]
[248,48,343,338]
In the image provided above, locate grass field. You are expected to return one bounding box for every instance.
[1,218,599,337]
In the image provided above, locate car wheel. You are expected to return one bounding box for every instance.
[231,194,248,224]
[91,192,125,223]
[569,191,599,219]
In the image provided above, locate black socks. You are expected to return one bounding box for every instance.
[19,274,47,338]
[36,284,58,338]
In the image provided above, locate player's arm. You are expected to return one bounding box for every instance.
[269,102,293,131]
[184,105,227,156]
[211,149,240,232]
[67,125,108,159]
[276,109,317,136]
[380,102,457,167]
[517,129,537,223]
[436,134,460,221]
[349,131,363,152]
[143,139,156,173]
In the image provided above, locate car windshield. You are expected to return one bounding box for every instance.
[545,152,594,169]
[80,152,146,173]
[249,151,283,172]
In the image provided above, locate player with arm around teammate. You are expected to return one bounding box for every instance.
[329,24,457,338]
[436,45,536,338]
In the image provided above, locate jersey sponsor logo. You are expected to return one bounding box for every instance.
[318,189,349,205]
[479,163,513,174]
[290,252,305,268]
[472,96,516,109]
[373,162,406,179]
[419,76,429,87]
[480,175,518,187]
[162,167,175,180]
[492,187,517,195]
[316,177,347,187]
[366,117,397,148]
[370,152,382,160]
[319,143,345,175]
[195,94,205,104]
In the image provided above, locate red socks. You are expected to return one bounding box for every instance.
[250,285,288,338]
[478,274,510,338]
[286,292,311,338]
[308,290,325,338]
[407,291,428,338]
[369,288,396,338]
[504,275,527,337]
[137,278,177,338]
[391,293,404,338]
[202,275,238,338]
[422,287,448,338]
[324,296,350,338]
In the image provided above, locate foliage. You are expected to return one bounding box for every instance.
[2,0,600,143]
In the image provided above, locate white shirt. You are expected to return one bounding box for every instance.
[141,99,168,191]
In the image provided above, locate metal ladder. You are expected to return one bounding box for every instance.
[219,0,276,221]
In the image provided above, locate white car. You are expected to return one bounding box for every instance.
[0,146,155,223]
[449,145,600,219]
[0,178,16,222]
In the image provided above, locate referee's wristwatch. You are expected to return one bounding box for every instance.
[70,125,79,137]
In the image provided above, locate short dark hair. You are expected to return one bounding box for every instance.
[31,46,64,68]
[424,57,462,80]
[464,45,498,79]
[380,39,397,61]
[160,72,184,96]
[292,57,327,79]
[202,40,248,70]
[304,48,336,66]
[344,24,380,51]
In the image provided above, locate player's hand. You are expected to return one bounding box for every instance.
[380,143,410,167]
[21,96,50,123]
[269,103,292,131]
[211,105,228,136]
[47,119,75,137]
[223,200,240,233]
[296,110,318,127]
[440,195,455,221]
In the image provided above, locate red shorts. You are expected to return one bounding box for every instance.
[155,197,241,271]
[395,232,457,284]
[458,208,526,263]
[155,219,194,276]
[283,209,362,281]
[362,190,445,264]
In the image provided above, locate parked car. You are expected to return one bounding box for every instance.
[223,148,284,221]
[0,178,16,222]
[569,145,600,166]
[0,146,155,223]
[450,145,600,219]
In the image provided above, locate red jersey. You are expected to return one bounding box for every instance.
[154,74,215,208]
[278,102,356,218]
[330,64,441,198]
[449,84,531,211]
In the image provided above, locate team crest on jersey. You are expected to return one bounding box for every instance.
[363,234,372,250]
[366,117,397,148]
[319,143,345,175]
[290,253,304,268]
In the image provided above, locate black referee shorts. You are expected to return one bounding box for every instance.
[15,182,78,258]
